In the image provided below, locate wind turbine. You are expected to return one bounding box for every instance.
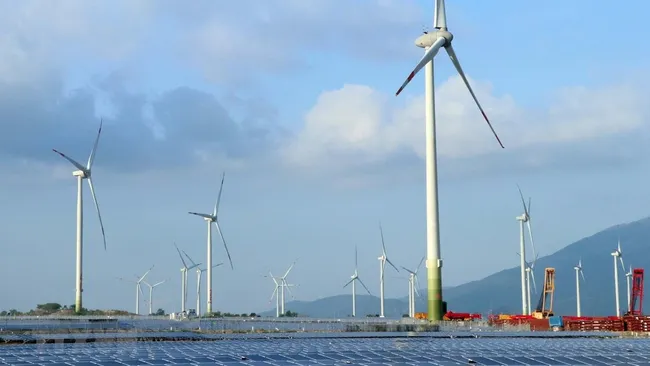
[517,251,538,315]
[267,275,281,317]
[188,172,234,315]
[343,246,372,317]
[516,186,536,315]
[394,0,504,321]
[52,119,107,313]
[574,258,585,317]
[186,250,223,317]
[402,256,425,318]
[378,223,399,318]
[266,262,298,316]
[142,279,166,316]
[612,240,625,317]
[626,265,633,313]
[175,243,199,313]
[117,265,154,315]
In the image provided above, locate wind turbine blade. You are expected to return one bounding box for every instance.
[355,245,358,270]
[212,263,224,268]
[86,118,103,169]
[283,261,296,278]
[358,277,372,295]
[414,275,422,296]
[386,258,400,273]
[379,222,387,255]
[52,149,86,172]
[188,212,212,219]
[213,220,234,270]
[530,271,538,293]
[343,278,354,288]
[526,220,536,260]
[444,44,504,148]
[516,185,528,215]
[153,280,166,287]
[416,256,425,274]
[174,243,188,268]
[395,37,446,96]
[619,257,626,274]
[401,266,415,275]
[138,283,145,298]
[527,197,532,216]
[213,172,225,217]
[138,265,154,282]
[87,177,107,250]
[182,250,197,267]
[284,282,295,299]
[433,0,447,30]
[269,286,278,302]
[580,269,586,282]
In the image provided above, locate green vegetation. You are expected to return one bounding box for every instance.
[204,311,261,318]
[0,303,133,316]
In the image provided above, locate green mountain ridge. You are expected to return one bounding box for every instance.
[260,216,650,318]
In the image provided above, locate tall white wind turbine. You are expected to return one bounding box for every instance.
[394,0,504,321]
[188,172,234,315]
[574,258,585,316]
[343,246,372,317]
[402,256,425,318]
[142,279,166,316]
[611,240,625,317]
[175,243,199,313]
[52,120,107,313]
[378,224,399,318]
[516,186,536,315]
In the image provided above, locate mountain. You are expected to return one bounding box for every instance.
[260,216,650,318]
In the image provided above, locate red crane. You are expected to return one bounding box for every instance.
[627,269,644,316]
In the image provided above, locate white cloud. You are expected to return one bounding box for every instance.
[282,75,649,171]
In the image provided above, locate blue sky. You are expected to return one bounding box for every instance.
[1,0,649,315]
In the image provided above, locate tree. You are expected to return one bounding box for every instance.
[36,303,62,313]
[155,308,165,316]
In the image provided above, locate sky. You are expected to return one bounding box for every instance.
[1,0,650,315]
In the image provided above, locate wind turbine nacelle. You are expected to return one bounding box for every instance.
[415,30,453,49]
[72,170,88,178]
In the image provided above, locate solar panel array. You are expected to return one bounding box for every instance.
[2,336,650,365]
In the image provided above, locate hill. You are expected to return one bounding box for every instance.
[260,216,650,318]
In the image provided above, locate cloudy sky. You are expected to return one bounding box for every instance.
[1,0,649,315]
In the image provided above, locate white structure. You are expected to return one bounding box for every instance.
[175,243,199,313]
[267,262,297,317]
[611,241,625,317]
[117,265,153,315]
[402,257,425,317]
[378,224,399,318]
[517,251,539,315]
[626,265,633,313]
[193,262,223,317]
[343,246,372,317]
[574,259,585,317]
[52,120,107,313]
[188,172,234,315]
[142,279,166,315]
[515,186,536,315]
[394,0,504,320]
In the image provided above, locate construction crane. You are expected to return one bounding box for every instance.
[532,268,555,319]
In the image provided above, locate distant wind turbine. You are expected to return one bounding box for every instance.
[378,223,399,318]
[52,119,107,313]
[516,185,536,315]
[343,246,372,317]
[402,256,425,318]
[118,265,154,315]
[611,240,625,316]
[175,243,199,313]
[189,172,233,315]
[574,258,585,316]
[142,279,166,315]
[626,264,633,313]
[185,251,222,317]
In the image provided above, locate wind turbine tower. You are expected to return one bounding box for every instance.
[612,241,625,317]
[574,259,585,316]
[189,172,234,315]
[516,186,536,315]
[378,224,399,318]
[343,246,372,317]
[626,265,633,312]
[118,265,153,315]
[52,120,107,313]
[394,0,504,321]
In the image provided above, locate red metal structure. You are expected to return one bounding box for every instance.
[628,268,644,316]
